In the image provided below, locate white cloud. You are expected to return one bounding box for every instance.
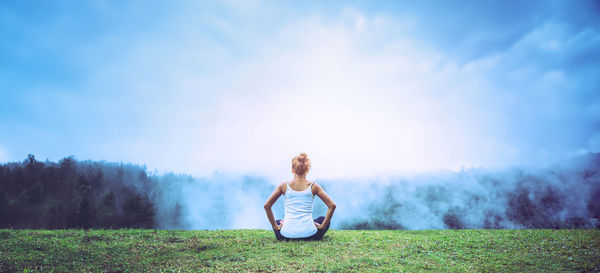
[66,9,589,182]
[155,13,527,181]
[7,4,596,181]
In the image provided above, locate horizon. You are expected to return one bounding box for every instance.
[2,151,598,183]
[1,1,599,182]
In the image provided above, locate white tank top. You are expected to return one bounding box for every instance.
[280,182,318,238]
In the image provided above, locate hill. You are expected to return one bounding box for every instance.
[1,229,598,272]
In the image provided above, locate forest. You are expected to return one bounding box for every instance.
[0,154,161,229]
[1,153,599,230]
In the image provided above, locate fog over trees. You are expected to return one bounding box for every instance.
[0,153,599,230]
[0,154,156,229]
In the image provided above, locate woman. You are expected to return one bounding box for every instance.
[264,153,336,241]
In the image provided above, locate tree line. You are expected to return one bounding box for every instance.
[0,154,164,229]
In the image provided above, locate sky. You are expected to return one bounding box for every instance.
[1,0,599,181]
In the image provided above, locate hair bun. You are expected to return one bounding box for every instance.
[298,153,308,163]
[292,153,311,176]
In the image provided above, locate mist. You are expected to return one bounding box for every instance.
[1,153,598,230]
[153,153,600,230]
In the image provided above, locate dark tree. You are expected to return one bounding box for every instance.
[26,182,44,205]
[0,155,164,229]
[78,198,92,229]
[121,194,155,228]
[97,192,117,228]
[0,189,9,227]
[443,210,466,229]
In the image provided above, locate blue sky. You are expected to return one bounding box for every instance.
[1,0,599,180]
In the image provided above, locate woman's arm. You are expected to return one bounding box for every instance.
[264,182,285,230]
[312,183,336,229]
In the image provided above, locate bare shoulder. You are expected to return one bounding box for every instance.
[279,181,288,194]
[311,181,322,195]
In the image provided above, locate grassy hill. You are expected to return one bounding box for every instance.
[1,229,599,272]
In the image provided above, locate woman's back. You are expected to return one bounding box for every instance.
[280,180,318,238]
[264,152,336,241]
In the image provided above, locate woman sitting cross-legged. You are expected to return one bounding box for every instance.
[264,153,336,241]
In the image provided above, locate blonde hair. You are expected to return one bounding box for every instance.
[292,153,311,176]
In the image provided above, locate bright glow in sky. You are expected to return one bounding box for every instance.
[1,0,599,181]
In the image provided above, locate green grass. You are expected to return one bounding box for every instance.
[1,229,599,272]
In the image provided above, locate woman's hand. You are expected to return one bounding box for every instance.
[274,220,284,231]
[314,222,323,230]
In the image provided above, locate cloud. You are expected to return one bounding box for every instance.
[179,10,598,180]
[0,2,598,181]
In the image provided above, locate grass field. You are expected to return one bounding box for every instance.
[1,229,599,272]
